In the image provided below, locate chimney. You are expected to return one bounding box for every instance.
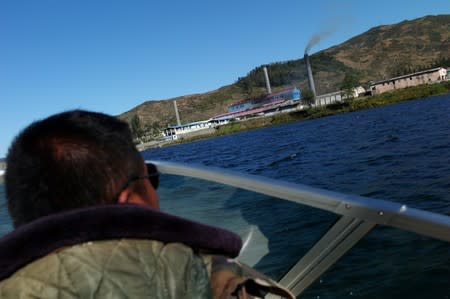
[304,54,316,96]
[263,66,272,94]
[173,100,181,126]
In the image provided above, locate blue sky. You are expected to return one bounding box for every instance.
[1,0,449,157]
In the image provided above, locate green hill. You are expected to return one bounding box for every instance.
[118,14,449,136]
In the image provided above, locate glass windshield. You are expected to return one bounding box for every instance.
[157,172,450,298]
[0,181,13,236]
[157,173,338,280]
[301,226,450,299]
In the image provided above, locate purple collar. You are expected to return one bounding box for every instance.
[0,204,242,280]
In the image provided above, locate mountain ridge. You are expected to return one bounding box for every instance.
[118,14,449,136]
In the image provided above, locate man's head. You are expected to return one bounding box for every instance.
[5,110,158,227]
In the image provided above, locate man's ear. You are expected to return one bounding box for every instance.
[117,188,130,204]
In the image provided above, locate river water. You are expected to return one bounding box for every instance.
[142,93,450,298]
[1,94,449,298]
[145,94,450,214]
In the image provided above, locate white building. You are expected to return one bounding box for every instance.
[162,119,229,140]
[370,67,447,95]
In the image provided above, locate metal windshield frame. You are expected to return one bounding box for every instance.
[148,160,450,297]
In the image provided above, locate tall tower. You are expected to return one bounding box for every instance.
[263,66,272,94]
[173,100,181,126]
[304,54,316,97]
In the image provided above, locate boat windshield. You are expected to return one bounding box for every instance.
[154,161,450,298]
[158,172,338,281]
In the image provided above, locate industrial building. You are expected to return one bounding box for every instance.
[228,87,301,113]
[161,61,448,141]
[370,67,447,95]
[162,119,229,140]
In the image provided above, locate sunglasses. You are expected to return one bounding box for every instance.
[144,162,160,190]
[120,162,160,192]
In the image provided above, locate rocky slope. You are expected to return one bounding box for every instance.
[119,15,449,134]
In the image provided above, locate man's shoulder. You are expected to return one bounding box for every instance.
[0,205,242,282]
[0,239,212,299]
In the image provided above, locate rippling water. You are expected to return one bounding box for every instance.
[145,94,450,213]
[142,94,450,298]
[1,94,449,298]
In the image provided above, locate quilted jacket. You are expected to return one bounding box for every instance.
[0,205,294,299]
[0,239,212,298]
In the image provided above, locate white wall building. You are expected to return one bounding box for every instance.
[370,67,447,95]
[162,119,229,140]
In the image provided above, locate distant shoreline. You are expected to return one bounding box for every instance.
[137,81,450,152]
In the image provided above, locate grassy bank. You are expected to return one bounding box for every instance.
[161,81,450,146]
[296,80,450,120]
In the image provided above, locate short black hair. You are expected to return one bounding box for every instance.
[5,110,143,227]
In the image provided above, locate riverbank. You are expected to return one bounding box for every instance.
[141,81,450,150]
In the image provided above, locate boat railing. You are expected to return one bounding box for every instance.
[148,160,450,298]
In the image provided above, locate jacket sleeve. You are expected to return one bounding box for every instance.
[203,255,295,299]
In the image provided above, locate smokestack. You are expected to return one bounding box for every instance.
[304,54,316,97]
[263,66,272,94]
[173,100,181,126]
